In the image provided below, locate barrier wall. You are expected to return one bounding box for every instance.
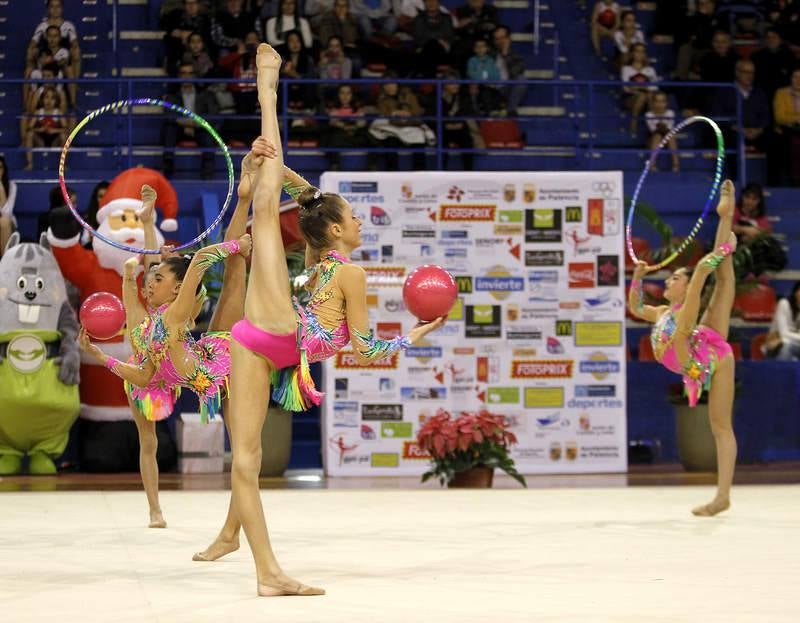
[320,171,627,475]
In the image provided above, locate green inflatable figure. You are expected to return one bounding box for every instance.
[0,232,80,474]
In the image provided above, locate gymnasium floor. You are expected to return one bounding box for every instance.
[2,467,799,622]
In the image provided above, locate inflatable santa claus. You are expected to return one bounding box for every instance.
[47,168,179,469]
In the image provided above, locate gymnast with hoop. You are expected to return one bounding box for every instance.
[202,43,445,597]
[78,145,275,530]
[628,179,738,517]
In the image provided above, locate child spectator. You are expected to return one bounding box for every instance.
[323,84,369,170]
[28,0,81,87]
[265,0,313,47]
[644,91,679,172]
[181,31,215,78]
[621,43,659,135]
[591,0,621,57]
[613,10,645,67]
[23,86,67,170]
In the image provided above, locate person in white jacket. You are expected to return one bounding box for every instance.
[770,282,800,360]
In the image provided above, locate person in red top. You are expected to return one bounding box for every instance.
[733,182,772,243]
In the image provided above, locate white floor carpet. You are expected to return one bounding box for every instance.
[1,486,798,622]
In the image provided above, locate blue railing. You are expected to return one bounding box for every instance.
[1,77,745,185]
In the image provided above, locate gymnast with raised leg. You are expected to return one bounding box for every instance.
[79,146,272,529]
[629,179,738,517]
[213,43,444,597]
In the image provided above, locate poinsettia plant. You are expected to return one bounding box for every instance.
[416,409,526,487]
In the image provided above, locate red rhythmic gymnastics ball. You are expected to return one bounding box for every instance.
[79,292,125,340]
[402,265,457,322]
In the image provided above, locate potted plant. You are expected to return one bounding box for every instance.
[416,409,527,488]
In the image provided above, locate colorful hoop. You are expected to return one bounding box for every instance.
[58,98,234,255]
[625,115,725,270]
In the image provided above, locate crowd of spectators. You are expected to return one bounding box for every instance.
[590,0,800,183]
[155,0,528,173]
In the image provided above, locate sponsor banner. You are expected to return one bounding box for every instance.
[320,172,626,476]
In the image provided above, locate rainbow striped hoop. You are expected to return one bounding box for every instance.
[625,115,725,270]
[58,98,234,254]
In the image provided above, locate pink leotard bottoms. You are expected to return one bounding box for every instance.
[231,318,300,370]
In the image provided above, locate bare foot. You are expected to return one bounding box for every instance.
[257,574,325,597]
[149,510,167,529]
[256,43,281,93]
[192,536,240,561]
[717,179,735,219]
[691,497,730,517]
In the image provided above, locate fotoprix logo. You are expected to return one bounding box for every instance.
[525,209,562,243]
[579,352,621,380]
[339,181,378,193]
[402,441,431,460]
[335,350,399,369]
[569,262,595,288]
[565,206,583,222]
[597,255,620,287]
[370,205,391,225]
[439,204,496,221]
[525,250,564,266]
[475,266,525,301]
[511,360,573,378]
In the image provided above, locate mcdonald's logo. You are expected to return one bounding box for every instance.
[455,276,473,294]
[565,206,583,223]
[555,320,573,336]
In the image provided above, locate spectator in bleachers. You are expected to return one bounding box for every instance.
[412,0,455,76]
[733,182,772,243]
[303,0,334,27]
[621,43,659,135]
[644,91,679,172]
[28,0,81,94]
[278,29,318,110]
[768,282,800,360]
[591,0,622,57]
[81,180,110,248]
[613,10,645,67]
[467,38,504,114]
[161,63,218,180]
[22,86,67,171]
[181,31,215,78]
[265,0,313,47]
[455,0,497,41]
[161,0,213,74]
[710,59,770,162]
[218,31,260,118]
[318,0,363,54]
[351,0,397,38]
[752,27,795,103]
[493,25,527,117]
[212,0,262,57]
[773,0,800,46]
[441,70,480,170]
[368,76,430,169]
[674,0,719,81]
[162,63,219,179]
[773,67,800,185]
[323,84,369,170]
[0,156,17,258]
[700,31,737,84]
[318,35,354,79]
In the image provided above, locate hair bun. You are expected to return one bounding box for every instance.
[298,187,323,211]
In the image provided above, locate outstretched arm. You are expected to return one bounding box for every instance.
[164,235,252,325]
[339,263,444,365]
[78,328,156,388]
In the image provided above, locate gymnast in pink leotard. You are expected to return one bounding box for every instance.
[628,179,739,518]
